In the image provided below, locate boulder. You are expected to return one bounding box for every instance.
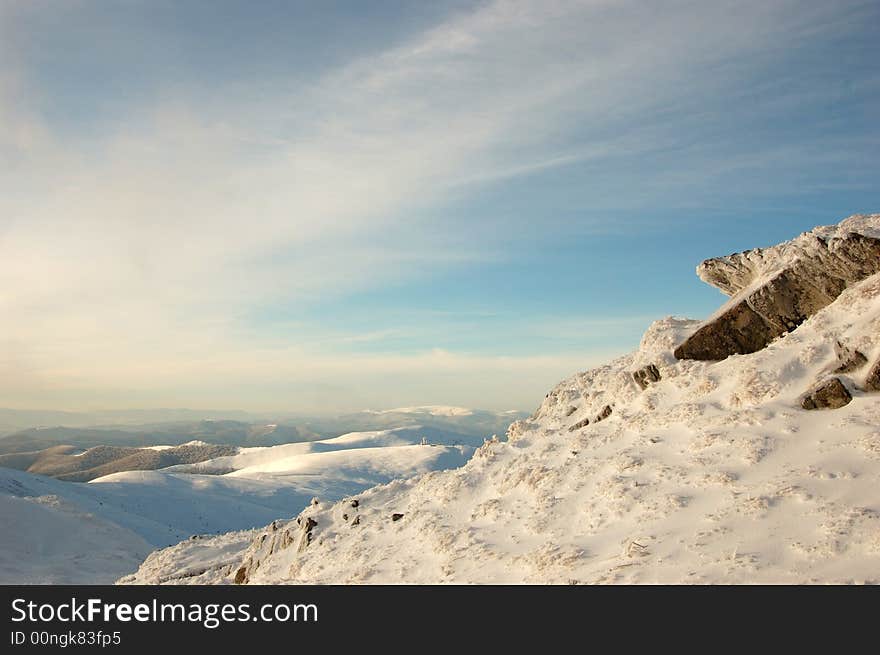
[801,378,852,410]
[674,302,771,360]
[676,229,880,361]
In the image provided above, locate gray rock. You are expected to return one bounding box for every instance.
[296,517,318,553]
[801,377,852,410]
[865,358,880,392]
[674,301,771,360]
[676,231,880,361]
[568,417,590,432]
[632,364,661,390]
[833,341,868,373]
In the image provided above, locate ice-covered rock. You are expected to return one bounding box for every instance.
[676,214,880,361]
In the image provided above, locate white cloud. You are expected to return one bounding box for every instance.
[0,0,874,411]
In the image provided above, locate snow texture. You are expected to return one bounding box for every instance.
[0,427,476,583]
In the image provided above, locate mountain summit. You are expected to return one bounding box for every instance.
[122,214,880,584]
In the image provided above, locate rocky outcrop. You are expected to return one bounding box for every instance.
[568,417,590,432]
[632,364,661,390]
[595,405,612,422]
[833,341,868,373]
[674,302,770,360]
[676,218,880,361]
[801,378,852,410]
[865,357,880,392]
[232,512,318,584]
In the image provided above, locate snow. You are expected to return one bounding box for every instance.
[1,426,477,583]
[364,406,476,417]
[0,494,151,585]
[138,440,210,451]
[122,215,880,585]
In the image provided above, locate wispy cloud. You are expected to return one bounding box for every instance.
[0,0,877,411]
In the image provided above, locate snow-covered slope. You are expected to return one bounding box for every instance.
[122,214,880,585]
[1,427,476,583]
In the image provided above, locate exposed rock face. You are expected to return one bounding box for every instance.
[595,405,612,422]
[568,417,590,432]
[676,217,880,361]
[232,511,318,584]
[632,364,661,389]
[674,302,770,360]
[865,358,880,392]
[833,341,868,373]
[801,378,852,410]
[296,517,318,553]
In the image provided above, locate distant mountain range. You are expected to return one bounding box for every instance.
[0,407,527,455]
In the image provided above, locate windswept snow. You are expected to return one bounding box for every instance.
[1,426,477,583]
[122,215,880,585]
[0,493,151,585]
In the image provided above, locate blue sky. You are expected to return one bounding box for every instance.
[1,0,878,413]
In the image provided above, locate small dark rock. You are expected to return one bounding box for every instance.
[595,405,612,422]
[391,513,404,522]
[864,357,880,392]
[801,377,852,410]
[564,406,578,417]
[834,340,868,373]
[568,417,590,432]
[350,499,359,508]
[632,364,662,390]
[233,567,248,585]
[351,515,360,526]
[342,513,349,521]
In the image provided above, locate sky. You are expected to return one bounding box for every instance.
[1,0,878,414]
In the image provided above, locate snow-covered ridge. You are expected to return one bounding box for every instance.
[363,406,476,417]
[1,426,478,583]
[121,214,880,585]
